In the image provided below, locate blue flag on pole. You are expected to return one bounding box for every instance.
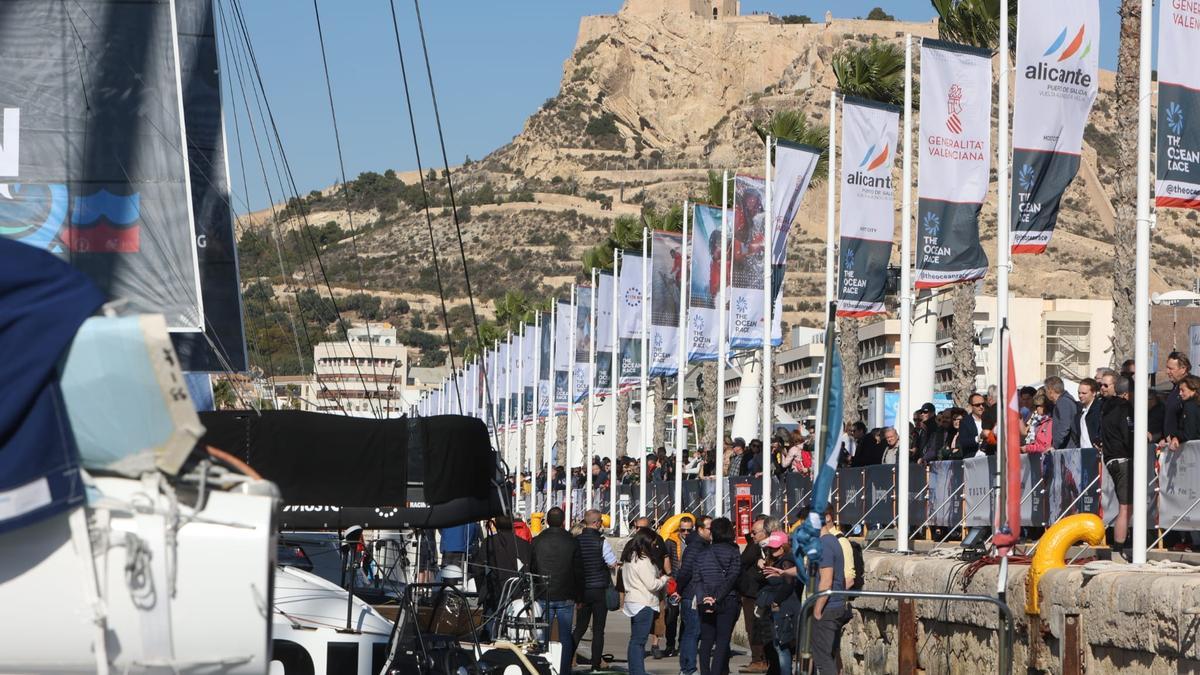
[792,311,843,570]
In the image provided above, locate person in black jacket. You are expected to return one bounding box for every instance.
[531,507,584,674]
[673,516,712,675]
[1101,375,1135,560]
[1072,378,1104,450]
[1178,376,1200,443]
[737,516,773,672]
[480,515,533,640]
[661,515,696,658]
[695,517,742,675]
[572,509,617,671]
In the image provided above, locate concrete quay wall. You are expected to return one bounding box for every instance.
[835,552,1200,674]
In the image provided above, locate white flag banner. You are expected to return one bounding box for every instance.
[770,141,821,344]
[650,231,683,376]
[837,97,899,317]
[538,318,552,416]
[1156,0,1200,210]
[497,340,510,426]
[1010,0,1099,253]
[573,287,592,402]
[508,334,520,428]
[595,271,615,394]
[618,252,645,388]
[728,175,767,349]
[522,324,536,420]
[915,39,992,288]
[554,301,571,412]
[688,205,727,361]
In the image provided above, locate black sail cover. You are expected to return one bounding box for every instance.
[171,0,248,372]
[199,411,506,529]
[0,0,203,332]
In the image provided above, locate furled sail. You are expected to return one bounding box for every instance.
[0,0,204,332]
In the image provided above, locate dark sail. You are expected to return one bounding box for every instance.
[172,0,248,371]
[0,0,203,331]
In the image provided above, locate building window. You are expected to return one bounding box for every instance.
[1045,320,1091,381]
[713,6,718,19]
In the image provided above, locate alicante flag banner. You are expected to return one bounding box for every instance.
[650,231,684,376]
[837,97,899,317]
[573,287,592,402]
[771,141,822,344]
[618,252,645,389]
[1011,0,1099,254]
[728,175,767,349]
[554,301,571,412]
[688,205,727,361]
[915,39,993,288]
[538,317,552,416]
[595,271,615,393]
[1156,0,1200,210]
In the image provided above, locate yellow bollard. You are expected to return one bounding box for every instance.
[1025,513,1105,615]
[530,512,544,535]
[658,512,697,551]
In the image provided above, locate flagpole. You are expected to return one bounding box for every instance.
[993,0,1014,566]
[676,201,689,516]
[588,268,598,511]
[545,308,555,513]
[517,323,526,514]
[506,335,515,473]
[532,313,541,515]
[566,284,577,524]
[898,34,914,553]
[826,92,838,307]
[716,172,729,518]
[762,135,774,517]
[611,248,621,527]
[640,227,650,518]
[1132,0,1152,565]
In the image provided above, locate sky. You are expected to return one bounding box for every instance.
[225,0,1131,214]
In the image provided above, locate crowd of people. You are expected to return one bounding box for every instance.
[443,505,856,675]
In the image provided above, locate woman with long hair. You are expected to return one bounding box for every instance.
[621,527,670,675]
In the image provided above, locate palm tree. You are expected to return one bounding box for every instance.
[831,39,910,420]
[1109,0,1140,364]
[753,109,831,184]
[703,169,734,206]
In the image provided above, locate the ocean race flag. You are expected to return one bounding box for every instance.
[1011,0,1099,254]
[522,323,536,420]
[618,252,645,388]
[485,348,497,425]
[573,286,592,403]
[770,141,821,345]
[1156,0,1200,210]
[554,301,571,412]
[915,40,992,288]
[837,97,899,318]
[596,271,615,394]
[650,231,684,376]
[508,333,520,427]
[688,205,727,362]
[497,339,509,426]
[538,316,552,416]
[728,175,767,349]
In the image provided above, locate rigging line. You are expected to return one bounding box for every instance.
[385,0,467,422]
[310,0,384,419]
[228,0,380,418]
[217,0,345,414]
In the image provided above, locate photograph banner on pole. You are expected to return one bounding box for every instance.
[573,287,592,402]
[1157,0,1200,210]
[596,272,615,393]
[650,231,683,376]
[770,141,821,344]
[916,40,992,288]
[728,176,766,349]
[837,97,899,318]
[688,205,727,361]
[1010,0,1100,254]
[554,301,571,412]
[618,252,645,388]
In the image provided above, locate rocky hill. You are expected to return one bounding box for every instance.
[239,2,1196,372]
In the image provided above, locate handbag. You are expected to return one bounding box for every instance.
[605,569,621,611]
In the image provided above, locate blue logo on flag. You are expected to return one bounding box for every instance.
[922,211,941,239]
[1167,102,1185,136]
[844,248,856,270]
[1017,164,1036,192]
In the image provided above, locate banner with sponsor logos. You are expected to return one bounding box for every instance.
[771,141,822,344]
[837,97,899,317]
[650,231,684,376]
[595,272,615,394]
[573,287,592,402]
[554,301,571,412]
[1010,0,1100,254]
[1157,0,1200,210]
[916,40,992,288]
[618,252,645,388]
[728,175,767,349]
[688,205,727,361]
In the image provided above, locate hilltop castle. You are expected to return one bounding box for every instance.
[620,0,740,21]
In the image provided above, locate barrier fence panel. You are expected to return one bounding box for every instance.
[962,455,995,527]
[682,479,705,515]
[1021,453,1047,527]
[784,472,815,522]
[1047,448,1101,521]
[863,465,895,529]
[1155,441,1200,529]
[927,460,963,528]
[836,468,866,526]
[908,463,928,530]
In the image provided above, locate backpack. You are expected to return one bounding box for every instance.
[836,532,865,591]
